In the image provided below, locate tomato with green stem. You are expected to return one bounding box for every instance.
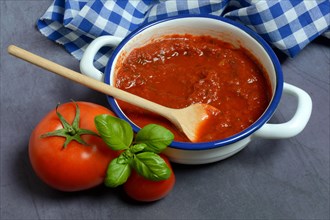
[29,101,119,192]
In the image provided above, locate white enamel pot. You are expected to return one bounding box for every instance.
[80,15,312,165]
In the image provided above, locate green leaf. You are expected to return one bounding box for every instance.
[117,153,130,164]
[135,124,174,153]
[94,114,133,150]
[130,143,146,154]
[104,158,131,187]
[132,152,171,181]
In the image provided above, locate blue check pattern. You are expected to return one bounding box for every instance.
[38,0,330,72]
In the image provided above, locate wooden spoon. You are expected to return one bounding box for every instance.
[8,45,219,142]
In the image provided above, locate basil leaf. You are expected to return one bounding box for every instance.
[117,153,130,164]
[95,114,133,150]
[130,143,146,154]
[135,124,174,153]
[132,152,171,181]
[104,158,131,187]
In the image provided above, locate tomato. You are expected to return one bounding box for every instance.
[123,154,175,202]
[29,101,119,192]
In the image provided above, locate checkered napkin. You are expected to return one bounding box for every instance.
[37,0,330,73]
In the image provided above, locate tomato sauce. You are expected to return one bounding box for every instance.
[114,34,272,142]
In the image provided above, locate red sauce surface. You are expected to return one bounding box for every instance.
[115,34,271,142]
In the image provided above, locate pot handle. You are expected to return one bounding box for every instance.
[253,83,312,139]
[80,36,123,81]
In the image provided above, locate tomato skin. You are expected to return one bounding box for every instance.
[29,102,119,192]
[123,154,175,202]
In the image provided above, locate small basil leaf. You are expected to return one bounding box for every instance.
[104,158,131,187]
[132,152,171,181]
[130,143,147,154]
[135,124,174,153]
[95,114,133,150]
[117,153,130,164]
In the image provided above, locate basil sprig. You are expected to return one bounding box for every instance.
[95,115,174,187]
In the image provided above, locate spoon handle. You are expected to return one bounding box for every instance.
[7,45,171,116]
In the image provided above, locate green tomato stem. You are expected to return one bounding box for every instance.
[40,101,98,148]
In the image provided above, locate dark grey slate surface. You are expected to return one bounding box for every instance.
[1,1,329,220]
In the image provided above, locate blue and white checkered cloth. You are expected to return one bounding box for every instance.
[38,0,330,72]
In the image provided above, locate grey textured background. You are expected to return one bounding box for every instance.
[1,1,329,220]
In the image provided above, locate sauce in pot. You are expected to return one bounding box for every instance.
[114,34,272,142]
